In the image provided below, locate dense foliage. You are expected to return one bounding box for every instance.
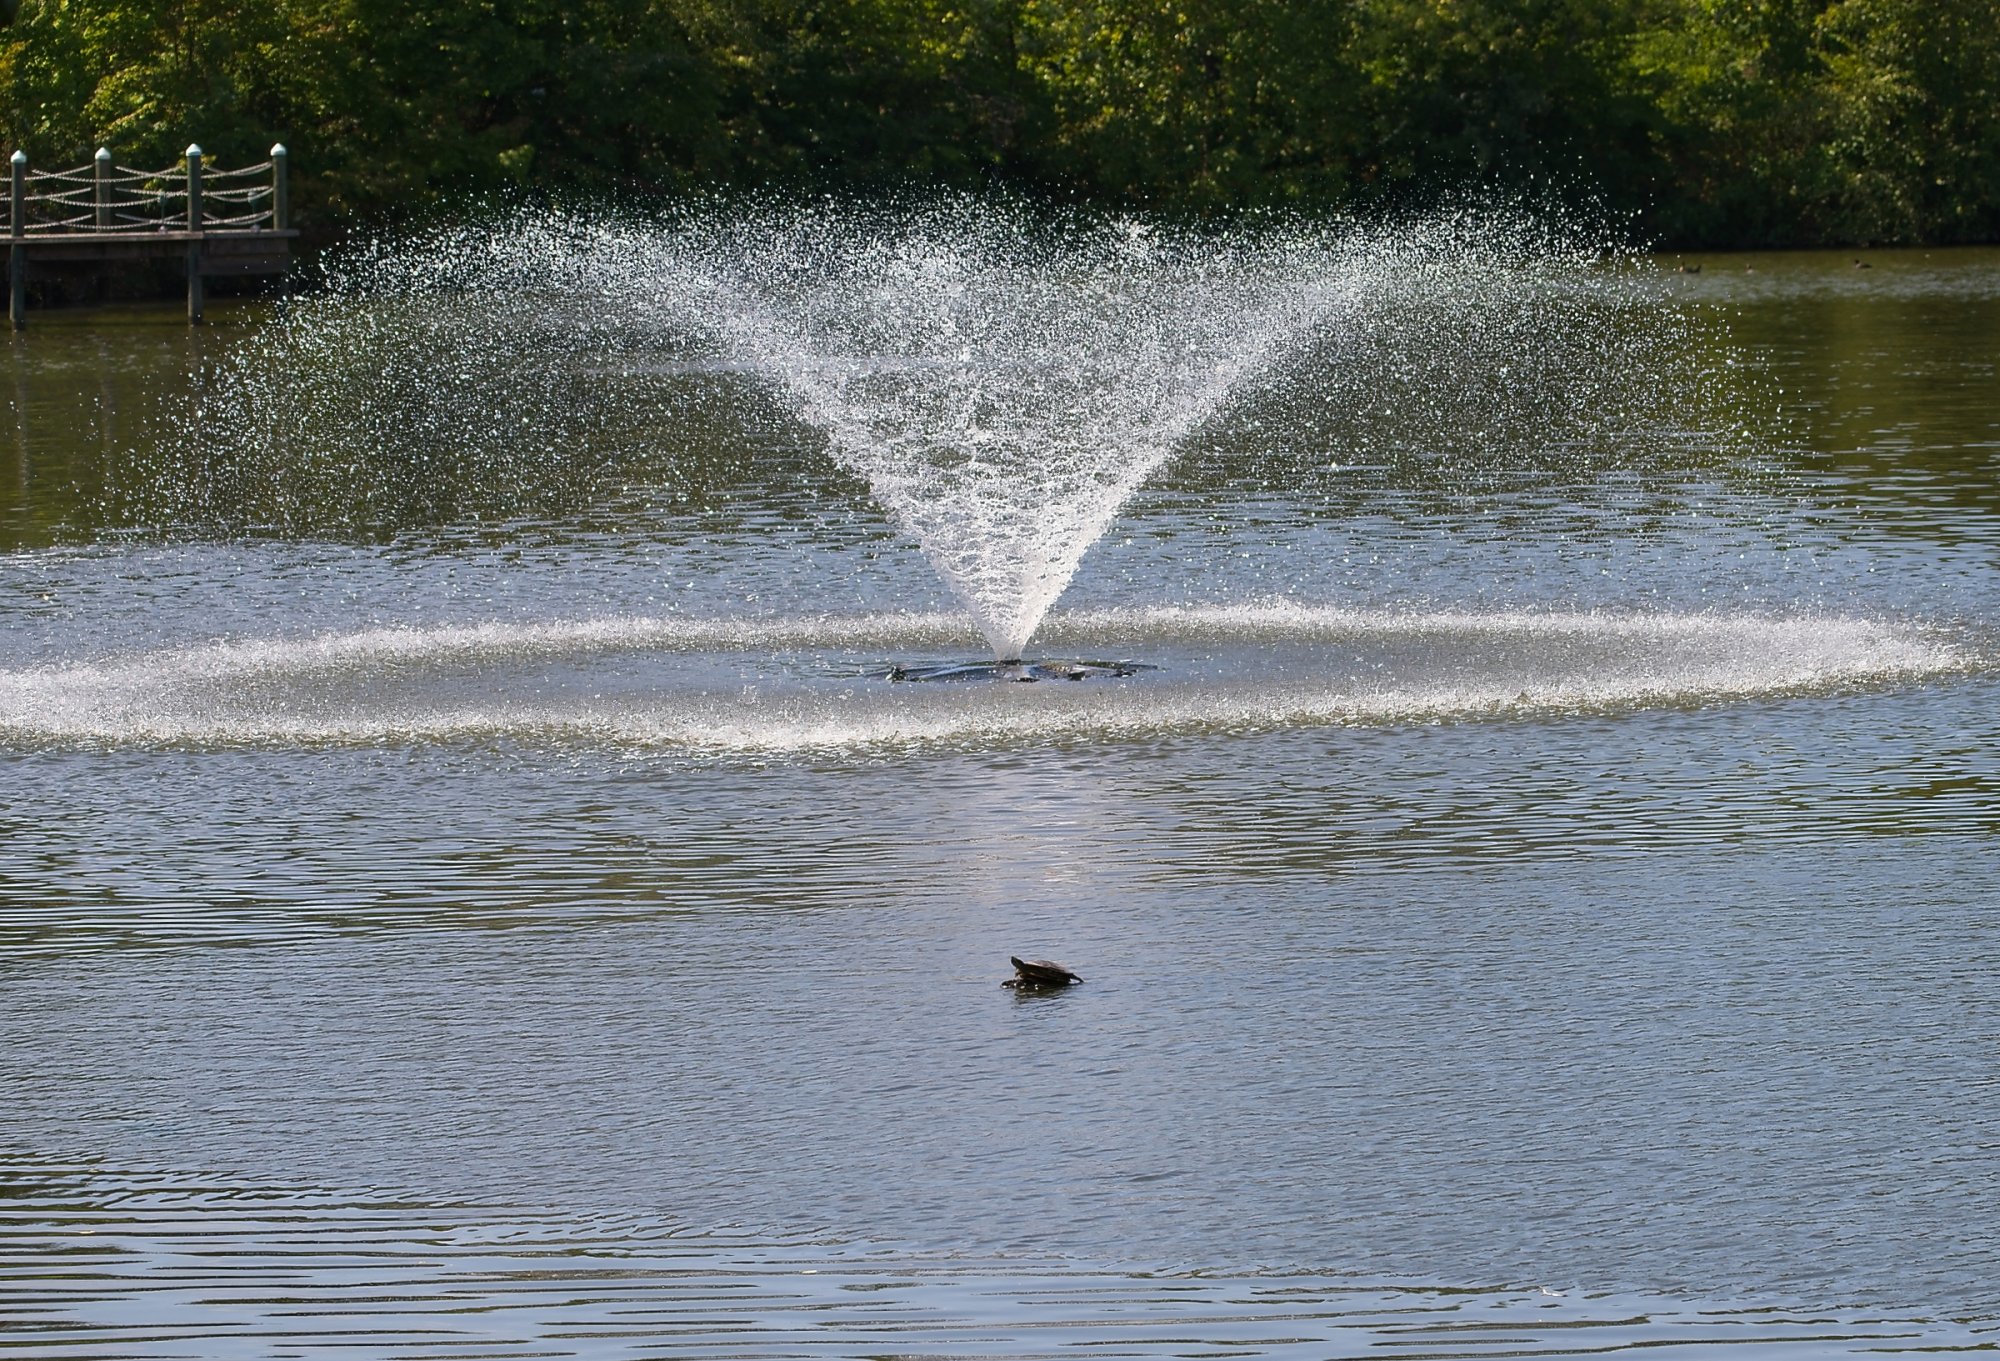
[1,0,1994,246]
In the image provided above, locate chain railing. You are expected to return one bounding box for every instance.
[8,143,290,235]
[7,141,295,328]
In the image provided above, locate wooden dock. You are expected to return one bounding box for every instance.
[8,143,296,327]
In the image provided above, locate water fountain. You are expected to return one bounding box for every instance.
[0,198,1968,747]
[632,200,1728,677]
[673,204,1362,673]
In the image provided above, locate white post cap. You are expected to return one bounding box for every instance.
[185,143,202,157]
[9,150,24,165]
[271,142,287,157]
[95,147,111,161]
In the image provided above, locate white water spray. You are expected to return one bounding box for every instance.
[677,209,1364,658]
[183,199,1695,662]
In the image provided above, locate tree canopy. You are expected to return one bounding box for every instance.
[2,0,1994,246]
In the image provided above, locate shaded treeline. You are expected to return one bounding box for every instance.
[1,0,1994,247]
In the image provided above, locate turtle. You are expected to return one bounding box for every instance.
[1004,956,1082,988]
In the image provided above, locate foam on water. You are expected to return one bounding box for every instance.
[0,606,1968,751]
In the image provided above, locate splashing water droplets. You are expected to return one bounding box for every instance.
[173,200,1702,660]
[683,207,1368,657]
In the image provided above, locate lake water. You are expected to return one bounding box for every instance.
[3,246,1999,1358]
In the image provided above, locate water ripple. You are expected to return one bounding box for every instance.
[1,1159,1990,1359]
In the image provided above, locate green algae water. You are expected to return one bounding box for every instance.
[2,231,1998,1357]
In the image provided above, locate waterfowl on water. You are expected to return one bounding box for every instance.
[1005,956,1082,988]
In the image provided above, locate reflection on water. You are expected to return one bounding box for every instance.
[1665,247,2000,529]
[8,811,2000,1309]
[3,249,2000,1357]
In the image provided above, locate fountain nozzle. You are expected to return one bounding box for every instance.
[882,659,1155,684]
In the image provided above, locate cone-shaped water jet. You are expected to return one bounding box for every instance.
[681,204,1368,659]
[174,197,1710,674]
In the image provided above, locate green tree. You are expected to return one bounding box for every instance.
[0,0,1992,243]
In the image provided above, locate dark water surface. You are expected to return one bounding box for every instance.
[3,247,1999,1357]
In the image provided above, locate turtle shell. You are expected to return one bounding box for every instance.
[1010,956,1082,985]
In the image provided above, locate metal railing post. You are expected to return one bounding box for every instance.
[184,143,203,323]
[185,143,203,230]
[94,147,111,228]
[9,149,24,329]
[270,142,288,231]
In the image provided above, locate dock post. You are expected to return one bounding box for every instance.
[9,149,23,330]
[270,143,288,231]
[269,144,291,304]
[184,143,203,324]
[94,147,110,228]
